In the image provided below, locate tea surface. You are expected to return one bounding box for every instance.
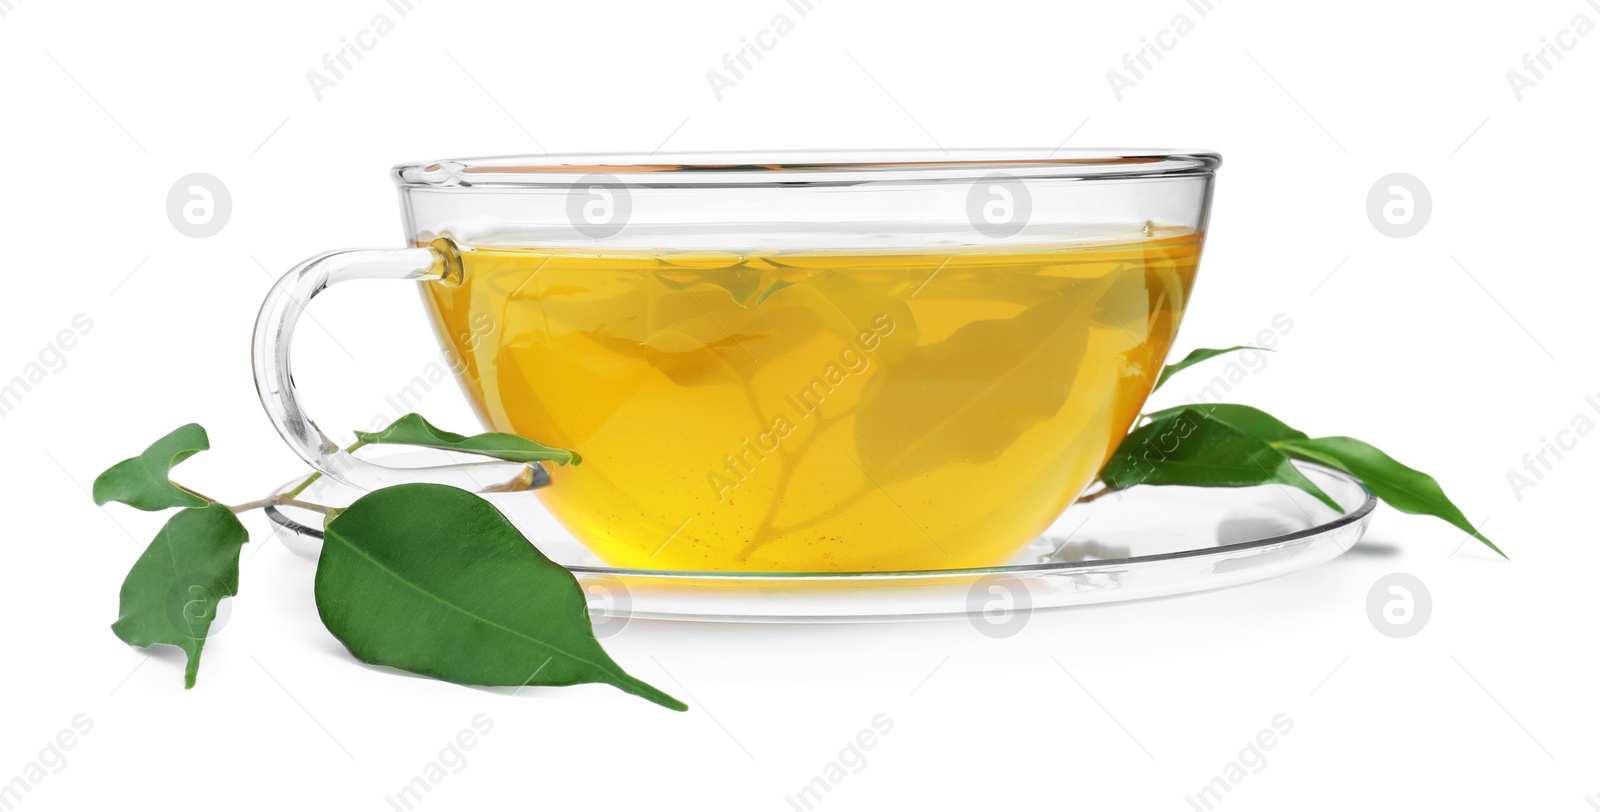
[423,231,1201,571]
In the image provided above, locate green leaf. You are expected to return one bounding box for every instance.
[316,484,685,711]
[354,414,580,466]
[92,423,210,511]
[1146,403,1308,444]
[1099,408,1342,511]
[1153,346,1271,391]
[1273,436,1505,558]
[111,503,249,688]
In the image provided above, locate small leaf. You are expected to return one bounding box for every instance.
[639,319,756,356]
[760,270,918,362]
[111,503,249,688]
[355,414,580,466]
[1146,403,1308,444]
[93,423,211,511]
[316,483,685,711]
[1153,346,1271,391]
[1273,436,1505,558]
[629,270,916,388]
[853,293,1089,484]
[619,285,818,388]
[1100,408,1341,511]
[754,278,794,305]
[654,262,765,306]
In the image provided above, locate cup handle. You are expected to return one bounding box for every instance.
[251,241,545,494]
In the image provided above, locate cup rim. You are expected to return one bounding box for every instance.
[392,148,1221,188]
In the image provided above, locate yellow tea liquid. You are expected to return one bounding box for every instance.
[422,230,1201,571]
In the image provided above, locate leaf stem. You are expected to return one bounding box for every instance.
[1073,485,1114,505]
[737,406,855,559]
[280,472,322,500]
[228,440,366,515]
[227,496,332,515]
[279,497,334,514]
[282,440,367,500]
[176,483,220,504]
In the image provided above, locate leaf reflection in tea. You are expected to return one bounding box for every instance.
[422,230,1201,571]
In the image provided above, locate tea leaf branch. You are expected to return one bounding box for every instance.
[92,415,682,709]
[92,342,1504,701]
[1097,348,1504,557]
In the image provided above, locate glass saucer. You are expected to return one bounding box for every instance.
[265,455,1372,623]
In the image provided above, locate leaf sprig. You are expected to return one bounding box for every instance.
[92,345,1502,702]
[1095,346,1503,558]
[92,416,683,710]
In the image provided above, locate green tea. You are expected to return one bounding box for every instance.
[423,230,1200,571]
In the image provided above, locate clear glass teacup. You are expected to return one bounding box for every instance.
[253,150,1219,572]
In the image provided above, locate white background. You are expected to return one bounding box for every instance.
[2,0,1596,809]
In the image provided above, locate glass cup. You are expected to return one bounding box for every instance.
[253,150,1219,572]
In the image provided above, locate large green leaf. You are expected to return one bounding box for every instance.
[354,413,580,466]
[92,423,210,511]
[111,503,249,688]
[1099,408,1341,511]
[1146,403,1308,443]
[1152,346,1270,391]
[852,293,1090,484]
[316,483,685,710]
[1273,436,1504,558]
